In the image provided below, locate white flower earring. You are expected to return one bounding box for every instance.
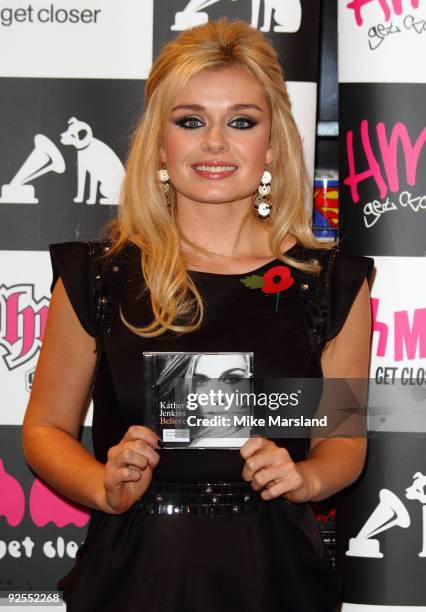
[158,166,170,192]
[158,165,172,206]
[254,167,272,218]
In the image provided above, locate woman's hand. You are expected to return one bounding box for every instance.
[102,426,162,515]
[240,437,313,503]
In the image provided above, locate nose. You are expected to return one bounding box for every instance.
[201,124,229,154]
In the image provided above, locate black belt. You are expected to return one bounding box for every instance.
[139,481,262,517]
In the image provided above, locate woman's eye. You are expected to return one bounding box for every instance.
[174,116,204,129]
[222,375,243,384]
[174,116,256,130]
[229,117,256,129]
[193,374,209,385]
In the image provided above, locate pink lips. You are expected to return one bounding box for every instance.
[191,160,238,180]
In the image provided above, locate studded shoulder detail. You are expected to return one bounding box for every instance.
[296,245,339,354]
[87,240,125,390]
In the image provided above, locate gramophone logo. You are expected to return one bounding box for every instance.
[0,284,49,371]
[171,0,302,32]
[346,472,426,558]
[0,134,65,204]
[0,117,124,206]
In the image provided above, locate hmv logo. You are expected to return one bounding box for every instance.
[171,0,302,32]
[344,120,426,205]
[0,458,89,529]
[372,297,426,361]
[347,471,426,559]
[0,117,124,206]
[347,0,420,26]
[0,284,49,371]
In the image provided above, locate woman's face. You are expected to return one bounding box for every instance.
[192,353,250,413]
[159,66,272,208]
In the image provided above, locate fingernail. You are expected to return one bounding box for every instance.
[157,439,164,448]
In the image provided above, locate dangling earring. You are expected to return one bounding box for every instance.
[254,167,272,218]
[158,165,171,206]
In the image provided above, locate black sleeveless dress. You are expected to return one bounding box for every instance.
[49,241,374,612]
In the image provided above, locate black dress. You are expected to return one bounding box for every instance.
[49,241,374,612]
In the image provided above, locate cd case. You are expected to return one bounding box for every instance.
[143,352,254,449]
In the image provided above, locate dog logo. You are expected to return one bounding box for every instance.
[171,0,302,33]
[0,119,124,206]
[60,117,124,205]
[406,472,426,557]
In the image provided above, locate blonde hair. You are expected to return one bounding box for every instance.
[106,18,331,338]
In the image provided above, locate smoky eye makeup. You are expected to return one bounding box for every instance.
[173,116,204,129]
[172,115,259,130]
[228,117,258,129]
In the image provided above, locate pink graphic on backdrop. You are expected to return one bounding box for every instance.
[394,308,426,361]
[0,458,25,527]
[0,284,49,371]
[377,123,426,193]
[344,120,426,203]
[345,121,387,203]
[372,298,426,361]
[372,298,389,357]
[29,479,90,528]
[347,0,420,26]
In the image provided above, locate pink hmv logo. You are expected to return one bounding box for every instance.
[344,121,426,205]
[372,298,426,361]
[0,458,89,528]
[347,0,420,26]
[0,284,49,371]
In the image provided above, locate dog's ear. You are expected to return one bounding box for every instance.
[412,472,422,479]
[77,128,88,141]
[68,117,77,125]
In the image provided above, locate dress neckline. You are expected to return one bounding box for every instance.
[186,243,300,278]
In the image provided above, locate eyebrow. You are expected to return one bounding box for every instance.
[171,103,264,113]
[194,368,247,377]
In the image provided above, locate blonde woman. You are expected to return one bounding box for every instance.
[23,18,373,612]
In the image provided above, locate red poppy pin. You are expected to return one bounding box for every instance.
[240,265,294,311]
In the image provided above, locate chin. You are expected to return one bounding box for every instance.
[180,190,252,206]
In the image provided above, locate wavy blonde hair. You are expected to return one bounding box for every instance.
[106,17,332,338]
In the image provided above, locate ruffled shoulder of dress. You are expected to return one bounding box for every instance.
[325,248,374,342]
[49,241,95,337]
[286,242,374,344]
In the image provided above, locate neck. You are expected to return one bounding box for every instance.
[175,195,271,264]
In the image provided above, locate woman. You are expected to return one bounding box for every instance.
[22,18,373,612]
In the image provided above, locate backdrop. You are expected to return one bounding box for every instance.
[338,0,426,610]
[0,0,321,606]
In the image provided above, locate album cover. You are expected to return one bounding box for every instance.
[142,352,254,449]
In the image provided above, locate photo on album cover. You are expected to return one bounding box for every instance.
[142,352,254,449]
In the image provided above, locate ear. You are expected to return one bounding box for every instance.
[265,144,272,165]
[159,143,167,164]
